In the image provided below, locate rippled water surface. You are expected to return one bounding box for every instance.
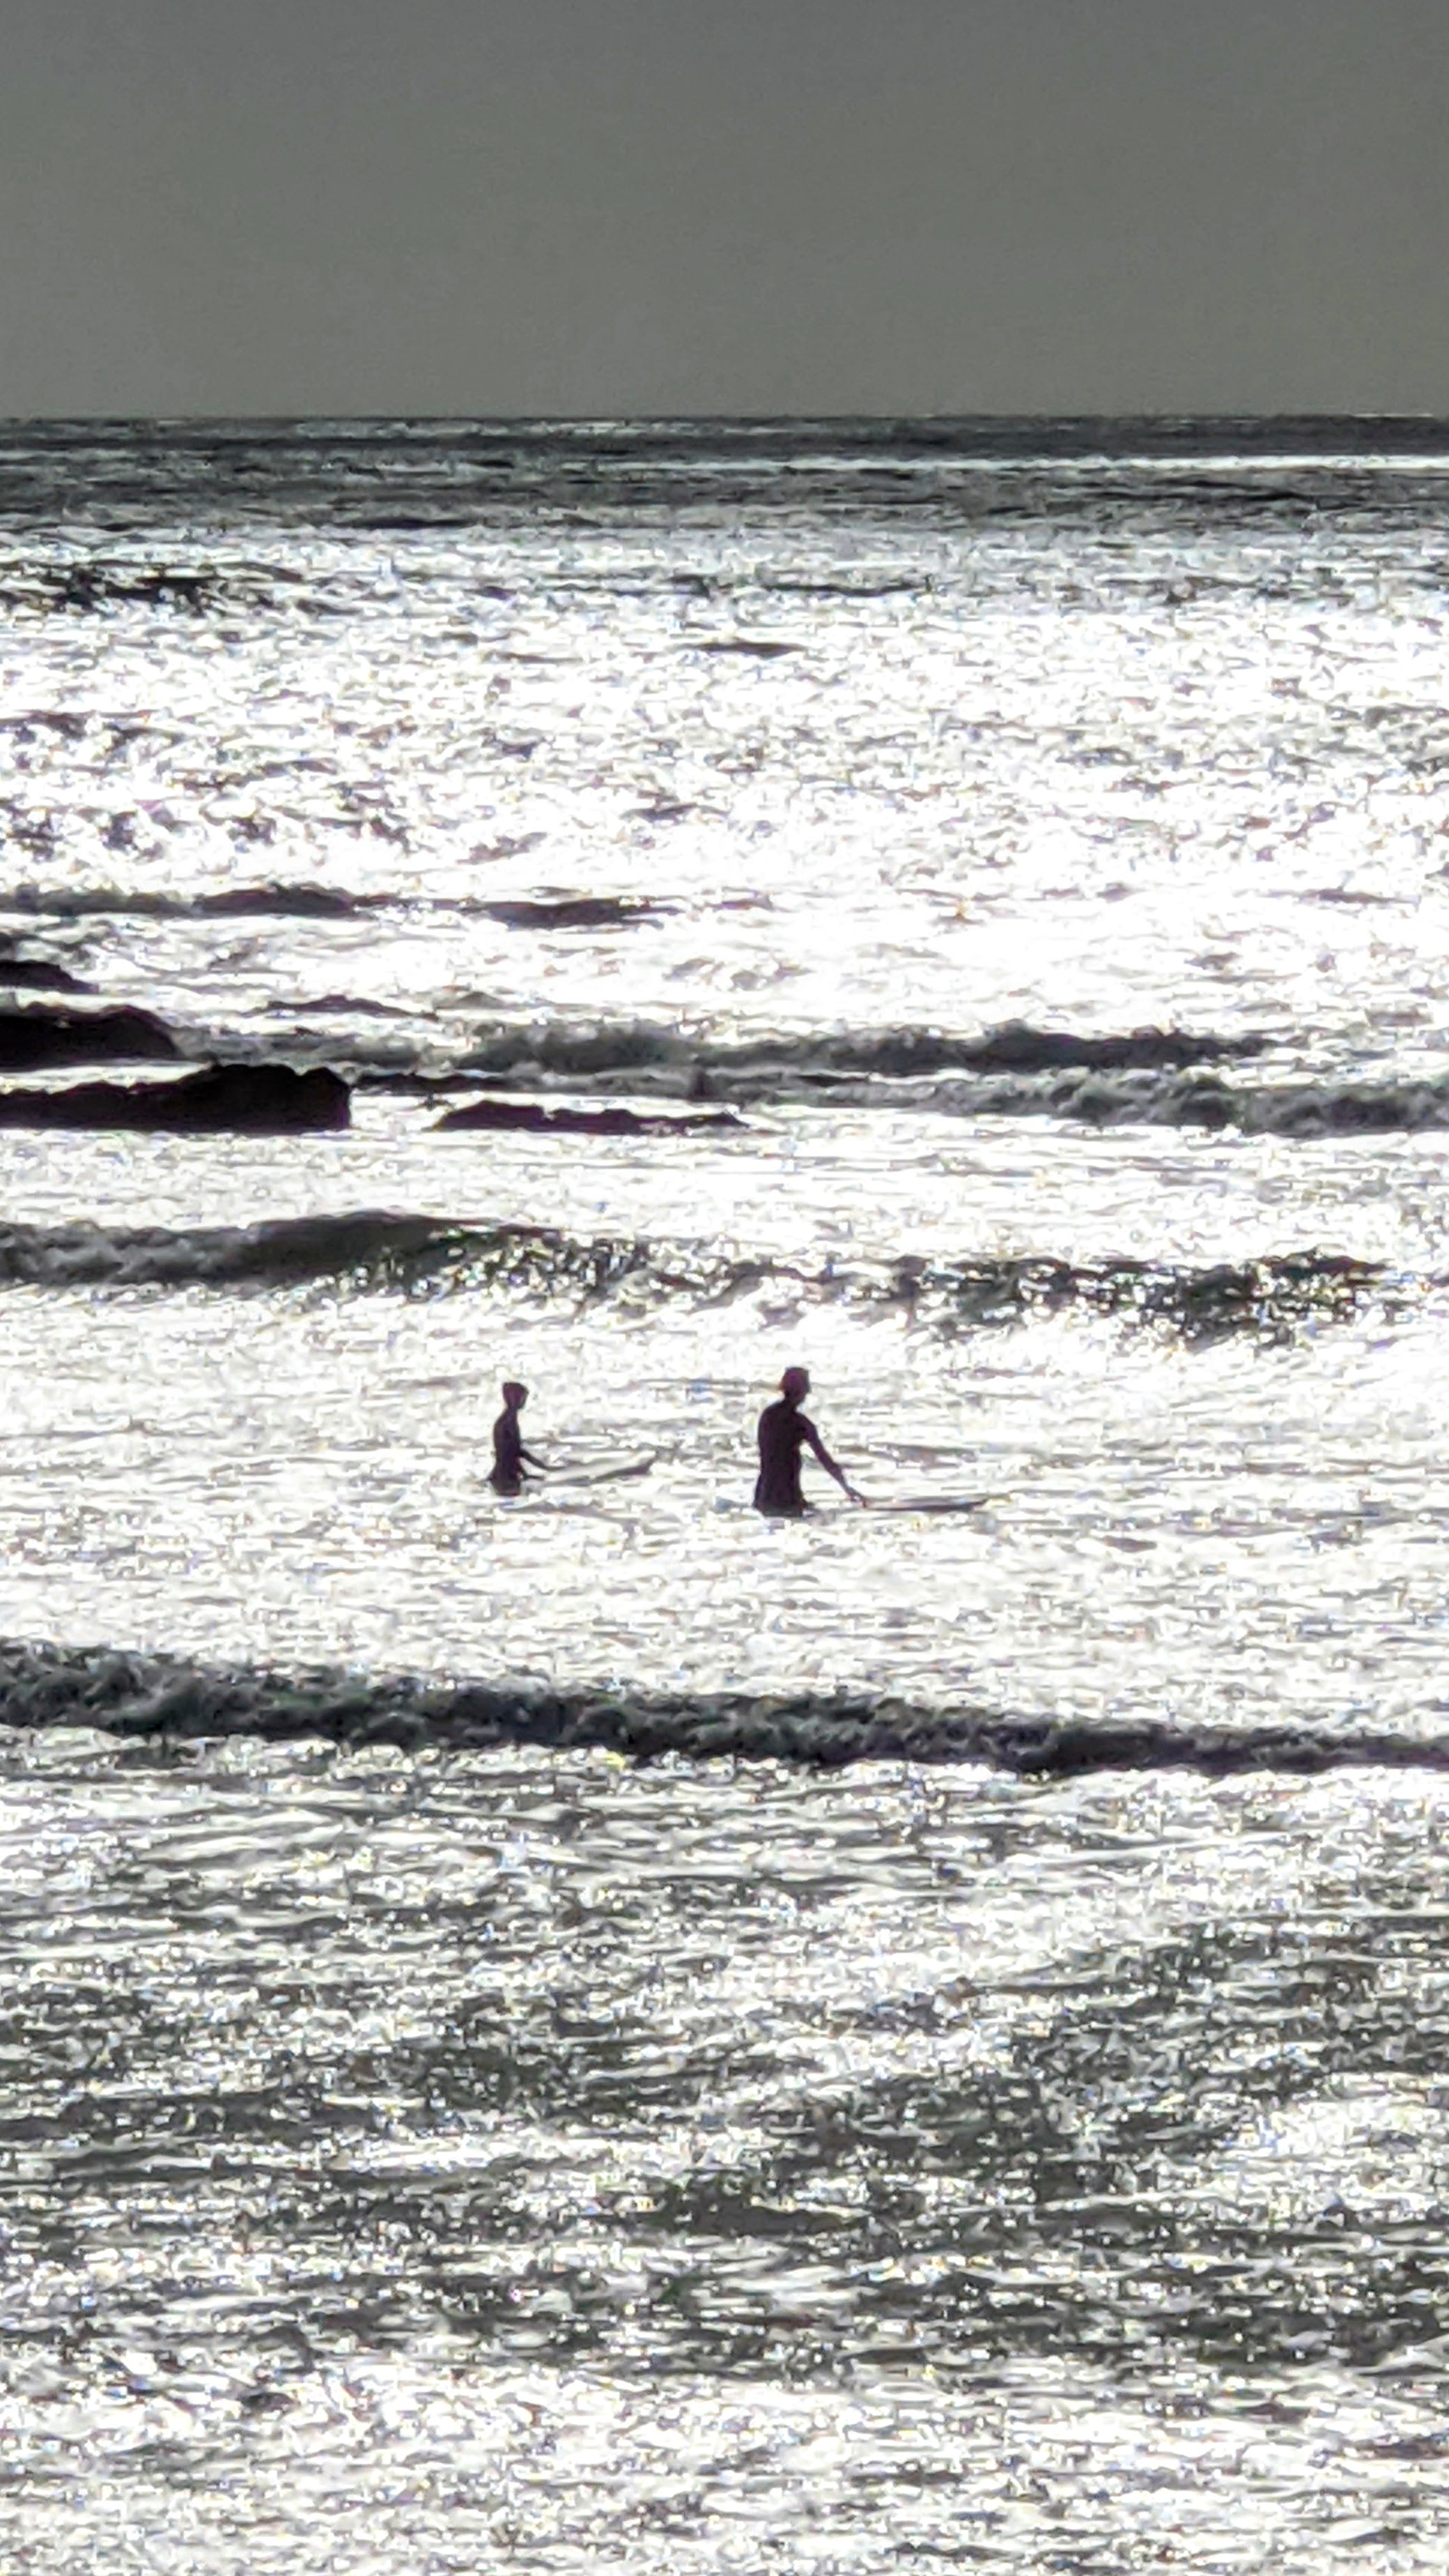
[3,420,1449,2568]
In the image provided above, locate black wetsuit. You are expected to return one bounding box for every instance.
[490,1410,529,1495]
[754,1396,821,1515]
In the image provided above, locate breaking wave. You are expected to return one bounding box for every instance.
[445,1017,1271,1094]
[0,1213,736,1299]
[5,1636,1449,1777]
[430,1024,1449,1136]
[919,1067,1449,1137]
[0,982,1443,1146]
[0,1210,510,1293]
[0,1210,1403,1341]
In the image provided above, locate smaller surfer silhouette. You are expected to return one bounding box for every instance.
[490,1381,549,1495]
[754,1366,863,1516]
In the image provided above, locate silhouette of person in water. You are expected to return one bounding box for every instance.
[754,1366,863,1515]
[490,1381,549,1495]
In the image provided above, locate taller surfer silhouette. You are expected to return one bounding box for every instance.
[754,1366,863,1515]
[490,1381,549,1495]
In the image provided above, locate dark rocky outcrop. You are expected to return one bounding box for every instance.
[433,1098,741,1138]
[0,954,92,994]
[0,1063,350,1134]
[0,1004,179,1070]
[289,993,409,1017]
[478,895,669,931]
[694,637,799,658]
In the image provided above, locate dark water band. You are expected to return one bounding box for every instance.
[0,1210,1403,1343]
[2,1638,1446,1780]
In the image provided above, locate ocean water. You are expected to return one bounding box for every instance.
[3,418,1449,2568]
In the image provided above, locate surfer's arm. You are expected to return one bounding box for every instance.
[805,1423,864,1504]
[519,1445,549,1471]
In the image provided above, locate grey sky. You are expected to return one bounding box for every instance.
[3,0,1447,416]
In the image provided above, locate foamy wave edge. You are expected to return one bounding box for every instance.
[2,1640,1447,1778]
[0,1212,1400,1341]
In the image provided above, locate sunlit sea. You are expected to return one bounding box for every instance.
[3,418,1449,2569]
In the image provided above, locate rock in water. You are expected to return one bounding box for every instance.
[0,955,93,994]
[0,1063,350,1133]
[0,1005,178,1068]
[432,1098,742,1136]
[478,895,669,930]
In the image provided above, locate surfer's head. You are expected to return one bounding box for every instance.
[502,1380,528,1410]
[780,1366,809,1403]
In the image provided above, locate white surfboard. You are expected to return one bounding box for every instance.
[539,1454,658,1490]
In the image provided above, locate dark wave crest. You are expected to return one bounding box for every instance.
[436,1024,1449,1137]
[447,1017,1271,1095]
[842,1249,1393,1343]
[919,1067,1449,1136]
[4,1637,1449,1777]
[102,1006,1449,1139]
[0,881,377,920]
[0,563,240,616]
[0,1210,451,1290]
[0,1212,750,1301]
[0,1210,1398,1341]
